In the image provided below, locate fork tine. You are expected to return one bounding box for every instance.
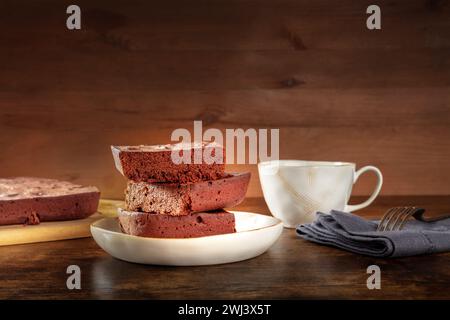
[389,207,415,231]
[382,207,405,231]
[376,207,394,231]
[395,207,421,231]
[384,207,405,231]
[377,207,397,231]
[377,207,401,231]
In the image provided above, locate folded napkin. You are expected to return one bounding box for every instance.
[296,210,450,257]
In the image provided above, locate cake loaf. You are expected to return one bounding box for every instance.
[111,142,225,183]
[0,177,100,226]
[125,172,250,216]
[118,209,235,238]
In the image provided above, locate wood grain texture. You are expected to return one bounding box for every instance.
[0,0,449,198]
[1,196,450,299]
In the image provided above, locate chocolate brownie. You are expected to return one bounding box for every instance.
[0,177,100,226]
[111,142,225,183]
[125,172,250,215]
[118,209,235,238]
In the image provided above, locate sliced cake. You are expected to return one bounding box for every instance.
[125,172,250,215]
[0,177,100,226]
[111,142,225,183]
[118,209,235,238]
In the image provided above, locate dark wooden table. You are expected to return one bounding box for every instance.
[1,196,450,299]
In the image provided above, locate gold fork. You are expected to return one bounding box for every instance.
[376,207,424,232]
[377,207,450,231]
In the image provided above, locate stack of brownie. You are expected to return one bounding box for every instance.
[111,142,250,238]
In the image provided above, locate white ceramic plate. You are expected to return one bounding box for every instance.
[90,211,283,266]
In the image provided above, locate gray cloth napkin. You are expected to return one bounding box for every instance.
[296,210,450,257]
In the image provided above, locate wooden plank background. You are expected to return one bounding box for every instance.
[0,0,449,199]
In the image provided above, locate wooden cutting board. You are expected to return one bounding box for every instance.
[0,199,124,246]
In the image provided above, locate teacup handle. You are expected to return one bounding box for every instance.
[344,166,383,212]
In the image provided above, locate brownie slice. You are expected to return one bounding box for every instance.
[125,172,250,215]
[118,209,235,238]
[0,177,100,226]
[111,142,225,183]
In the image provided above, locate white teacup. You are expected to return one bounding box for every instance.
[258,160,383,228]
